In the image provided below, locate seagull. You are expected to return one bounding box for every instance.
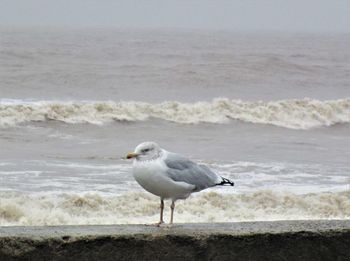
[126,141,234,226]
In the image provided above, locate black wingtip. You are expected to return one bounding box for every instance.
[216,177,234,186]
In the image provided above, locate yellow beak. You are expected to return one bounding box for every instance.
[126,152,139,159]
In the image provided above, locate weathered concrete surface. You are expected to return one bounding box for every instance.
[1,220,350,261]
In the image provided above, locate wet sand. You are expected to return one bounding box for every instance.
[1,220,350,260]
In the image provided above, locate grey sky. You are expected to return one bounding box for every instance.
[1,0,349,32]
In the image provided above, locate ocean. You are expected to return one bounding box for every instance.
[0,28,349,225]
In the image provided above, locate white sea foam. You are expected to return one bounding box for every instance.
[0,98,349,129]
[0,190,349,226]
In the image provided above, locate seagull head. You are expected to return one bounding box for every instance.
[126,142,162,161]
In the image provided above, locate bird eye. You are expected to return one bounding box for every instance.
[142,148,150,153]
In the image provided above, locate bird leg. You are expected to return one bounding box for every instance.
[146,199,165,227]
[157,199,165,226]
[170,200,175,225]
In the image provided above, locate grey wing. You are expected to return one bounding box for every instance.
[164,153,221,192]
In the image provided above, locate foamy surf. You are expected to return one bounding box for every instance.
[0,98,349,129]
[0,190,349,226]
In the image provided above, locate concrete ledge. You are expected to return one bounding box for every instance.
[1,220,350,261]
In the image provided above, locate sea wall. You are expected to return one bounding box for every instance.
[1,220,350,261]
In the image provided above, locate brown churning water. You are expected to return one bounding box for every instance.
[0,28,349,226]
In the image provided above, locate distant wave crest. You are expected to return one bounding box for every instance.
[0,98,349,129]
[0,190,349,226]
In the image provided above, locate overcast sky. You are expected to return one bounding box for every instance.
[1,0,349,32]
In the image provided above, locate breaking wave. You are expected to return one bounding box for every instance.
[0,98,349,129]
[1,190,349,226]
